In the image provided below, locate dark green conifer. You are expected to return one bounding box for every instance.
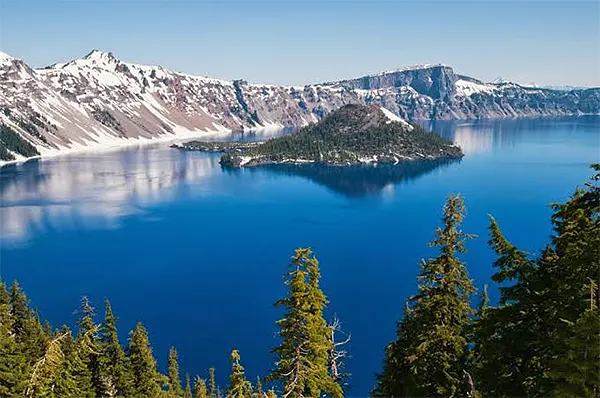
[76,296,103,396]
[10,281,48,364]
[374,196,476,397]
[194,376,208,398]
[127,322,162,397]
[209,367,216,398]
[168,346,183,396]
[0,281,27,396]
[227,349,252,397]
[99,299,131,396]
[253,376,263,398]
[269,248,343,398]
[184,373,193,398]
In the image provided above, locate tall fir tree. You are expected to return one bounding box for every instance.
[76,296,103,397]
[0,280,27,396]
[253,376,263,398]
[53,326,94,397]
[226,349,252,398]
[168,346,183,396]
[10,281,49,370]
[99,299,132,397]
[269,248,342,398]
[208,367,217,398]
[548,280,599,397]
[194,376,208,398]
[184,373,193,398]
[127,322,162,397]
[374,195,476,397]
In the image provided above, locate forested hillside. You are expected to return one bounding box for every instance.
[1,165,597,397]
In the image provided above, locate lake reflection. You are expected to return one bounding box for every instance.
[0,148,222,243]
[2,116,598,245]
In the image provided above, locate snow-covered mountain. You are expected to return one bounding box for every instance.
[1,50,598,163]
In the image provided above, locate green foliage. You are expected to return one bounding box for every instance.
[0,124,40,160]
[209,367,217,398]
[127,322,162,397]
[168,346,183,396]
[194,376,209,398]
[0,281,28,396]
[374,196,476,397]
[99,299,132,396]
[269,248,343,398]
[185,373,193,398]
[227,349,252,398]
[474,164,600,397]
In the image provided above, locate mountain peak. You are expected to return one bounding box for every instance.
[83,49,117,63]
[0,51,16,66]
[378,63,450,76]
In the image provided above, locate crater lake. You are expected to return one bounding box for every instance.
[1,116,598,396]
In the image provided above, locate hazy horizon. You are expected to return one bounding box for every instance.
[1,0,599,87]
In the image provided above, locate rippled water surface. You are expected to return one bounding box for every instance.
[1,117,598,395]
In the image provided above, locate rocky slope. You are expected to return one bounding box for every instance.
[219,104,462,167]
[0,50,598,162]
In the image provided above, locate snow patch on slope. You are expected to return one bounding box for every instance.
[455,79,495,96]
[379,107,413,130]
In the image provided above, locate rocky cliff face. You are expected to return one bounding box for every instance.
[0,50,598,162]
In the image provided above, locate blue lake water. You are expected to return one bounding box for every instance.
[0,116,598,396]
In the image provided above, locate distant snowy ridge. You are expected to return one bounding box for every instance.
[0,49,598,164]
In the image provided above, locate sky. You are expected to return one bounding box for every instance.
[0,0,599,87]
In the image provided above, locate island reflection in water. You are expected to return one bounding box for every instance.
[233,159,460,198]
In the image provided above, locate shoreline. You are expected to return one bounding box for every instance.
[0,123,288,168]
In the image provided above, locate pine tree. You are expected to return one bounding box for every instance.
[0,281,27,396]
[10,281,48,366]
[54,326,94,397]
[209,367,217,398]
[227,349,252,397]
[127,322,162,397]
[374,195,476,397]
[194,376,208,398]
[99,299,131,397]
[185,373,193,398]
[373,300,418,397]
[269,248,343,398]
[253,376,263,398]
[548,280,600,397]
[76,296,102,396]
[168,346,183,396]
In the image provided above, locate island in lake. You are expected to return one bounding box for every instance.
[175,104,463,167]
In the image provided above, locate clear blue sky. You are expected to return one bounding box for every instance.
[1,0,598,86]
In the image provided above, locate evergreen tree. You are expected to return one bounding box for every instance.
[54,327,94,397]
[269,248,343,398]
[372,301,418,397]
[0,281,27,396]
[99,299,131,397]
[168,346,183,396]
[127,322,162,397]
[209,367,216,398]
[76,296,103,396]
[185,373,193,398]
[475,165,600,396]
[253,376,263,398]
[227,349,252,397]
[374,196,476,397]
[10,281,48,366]
[194,376,208,398]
